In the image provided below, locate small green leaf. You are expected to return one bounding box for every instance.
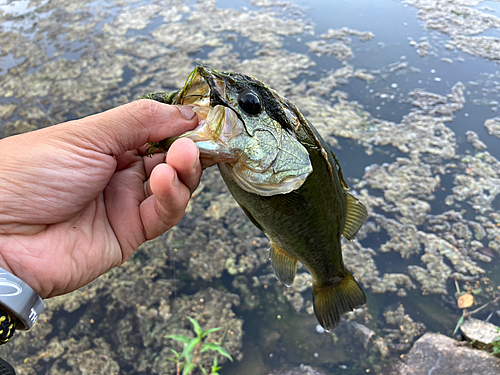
[201,343,233,362]
[187,316,203,337]
[200,366,208,375]
[201,342,221,352]
[213,357,218,368]
[453,315,465,335]
[182,362,196,375]
[166,334,191,344]
[201,327,222,338]
[182,337,201,359]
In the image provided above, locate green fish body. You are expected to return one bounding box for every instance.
[144,66,367,330]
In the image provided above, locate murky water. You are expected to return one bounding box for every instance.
[1,0,500,374]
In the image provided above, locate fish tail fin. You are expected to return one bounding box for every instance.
[312,271,366,331]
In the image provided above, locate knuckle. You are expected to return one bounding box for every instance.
[137,99,160,120]
[124,100,161,131]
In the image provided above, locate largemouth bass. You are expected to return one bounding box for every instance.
[144,66,368,330]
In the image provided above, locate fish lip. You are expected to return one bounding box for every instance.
[167,67,245,162]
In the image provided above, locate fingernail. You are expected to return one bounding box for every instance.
[192,147,200,170]
[172,171,181,187]
[178,105,196,120]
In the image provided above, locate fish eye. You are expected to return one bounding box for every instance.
[237,90,262,116]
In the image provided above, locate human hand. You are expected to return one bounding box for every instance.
[0,100,202,298]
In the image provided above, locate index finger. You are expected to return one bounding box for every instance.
[52,100,199,156]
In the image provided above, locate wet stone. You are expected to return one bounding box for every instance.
[390,332,500,375]
[347,321,376,349]
[460,318,500,346]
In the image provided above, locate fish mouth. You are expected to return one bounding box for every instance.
[167,66,245,163]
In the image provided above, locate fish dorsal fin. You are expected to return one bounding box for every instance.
[343,192,368,240]
[270,242,297,287]
[330,150,349,190]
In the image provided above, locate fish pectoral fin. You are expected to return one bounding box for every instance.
[342,192,368,241]
[312,271,366,331]
[270,243,297,287]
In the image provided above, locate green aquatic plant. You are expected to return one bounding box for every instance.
[166,316,233,375]
[493,327,500,356]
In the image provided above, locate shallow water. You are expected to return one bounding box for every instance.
[1,0,500,374]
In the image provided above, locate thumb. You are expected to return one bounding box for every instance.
[54,99,198,156]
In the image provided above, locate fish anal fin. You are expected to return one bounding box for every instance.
[343,192,368,241]
[312,271,366,331]
[270,242,297,287]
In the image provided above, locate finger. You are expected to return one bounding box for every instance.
[115,150,140,172]
[143,153,166,176]
[139,163,191,241]
[137,143,157,156]
[166,138,202,194]
[144,180,152,198]
[53,100,198,156]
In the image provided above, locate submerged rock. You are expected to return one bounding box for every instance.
[460,318,500,347]
[390,332,500,375]
[347,321,375,349]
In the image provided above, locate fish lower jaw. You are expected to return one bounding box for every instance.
[177,106,246,163]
